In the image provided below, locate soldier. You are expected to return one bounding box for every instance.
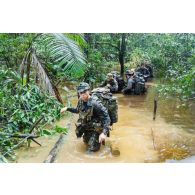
[136,63,150,81]
[145,63,154,78]
[60,82,111,152]
[122,69,136,95]
[99,73,118,92]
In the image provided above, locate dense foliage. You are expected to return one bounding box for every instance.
[83,33,195,99]
[0,33,195,160]
[0,69,64,157]
[0,33,85,159]
[0,34,34,68]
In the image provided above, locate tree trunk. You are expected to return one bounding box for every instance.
[119,33,126,77]
[26,52,31,84]
[84,33,91,58]
[43,134,65,163]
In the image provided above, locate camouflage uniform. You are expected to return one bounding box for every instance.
[123,69,146,95]
[100,73,118,92]
[136,66,150,81]
[67,83,111,152]
[122,70,135,94]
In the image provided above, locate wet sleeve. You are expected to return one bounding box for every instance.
[67,102,79,113]
[92,101,111,135]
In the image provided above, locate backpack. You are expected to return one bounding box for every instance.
[134,82,145,95]
[134,74,146,95]
[91,87,118,125]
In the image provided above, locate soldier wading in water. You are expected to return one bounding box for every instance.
[61,82,111,152]
[99,73,118,93]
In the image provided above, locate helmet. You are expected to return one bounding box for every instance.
[77,82,90,93]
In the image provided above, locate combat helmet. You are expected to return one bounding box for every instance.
[77,82,90,93]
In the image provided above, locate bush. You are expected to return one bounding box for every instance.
[0,69,64,157]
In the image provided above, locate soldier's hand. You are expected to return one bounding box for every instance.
[99,132,107,143]
[106,84,111,88]
[60,107,68,113]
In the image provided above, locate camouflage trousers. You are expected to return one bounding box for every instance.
[83,130,101,152]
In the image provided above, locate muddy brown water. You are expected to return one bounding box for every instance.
[15,81,195,163]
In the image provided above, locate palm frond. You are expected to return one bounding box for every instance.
[20,48,31,84]
[65,33,86,48]
[32,53,63,103]
[40,33,86,76]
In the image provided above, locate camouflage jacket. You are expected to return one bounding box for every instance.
[136,67,150,77]
[67,96,111,135]
[100,78,118,92]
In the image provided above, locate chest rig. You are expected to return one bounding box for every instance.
[77,97,93,124]
[76,97,102,132]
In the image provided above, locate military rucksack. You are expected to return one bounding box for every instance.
[91,87,118,125]
[134,74,146,95]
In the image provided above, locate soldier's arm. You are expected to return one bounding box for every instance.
[66,101,80,113]
[67,107,79,113]
[93,101,110,135]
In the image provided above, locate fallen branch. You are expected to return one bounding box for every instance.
[10,133,39,139]
[43,123,70,163]
[0,115,44,149]
[11,133,42,146]
[43,133,65,163]
[29,115,44,133]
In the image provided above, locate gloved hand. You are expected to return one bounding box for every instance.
[99,132,107,143]
[60,107,68,113]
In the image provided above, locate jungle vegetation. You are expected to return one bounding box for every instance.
[0,33,195,161]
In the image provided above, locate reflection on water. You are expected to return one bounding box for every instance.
[16,81,195,163]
